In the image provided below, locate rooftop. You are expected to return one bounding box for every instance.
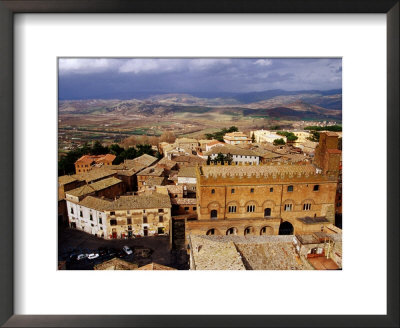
[72,169,116,183]
[175,137,198,143]
[107,193,171,210]
[58,175,79,185]
[131,154,158,167]
[137,166,164,177]
[207,140,225,146]
[166,184,184,194]
[79,196,112,211]
[145,176,165,187]
[189,235,246,270]
[66,177,122,197]
[223,132,250,139]
[94,258,138,270]
[172,155,206,165]
[200,163,317,178]
[204,145,258,157]
[75,154,116,165]
[190,235,306,270]
[177,166,197,178]
[137,262,176,270]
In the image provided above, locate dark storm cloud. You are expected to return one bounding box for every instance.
[58,58,342,100]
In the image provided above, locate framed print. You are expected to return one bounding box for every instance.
[0,1,398,327]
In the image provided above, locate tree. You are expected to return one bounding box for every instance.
[273,138,286,146]
[91,141,109,155]
[204,126,239,142]
[307,131,320,142]
[109,144,124,156]
[251,132,256,143]
[207,155,211,165]
[304,125,342,132]
[160,131,176,143]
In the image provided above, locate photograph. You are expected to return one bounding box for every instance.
[57,57,343,271]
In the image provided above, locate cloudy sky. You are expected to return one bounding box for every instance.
[58,58,342,100]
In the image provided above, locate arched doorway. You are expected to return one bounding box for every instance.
[206,228,216,235]
[226,227,238,235]
[264,208,271,217]
[279,221,294,235]
[210,210,218,219]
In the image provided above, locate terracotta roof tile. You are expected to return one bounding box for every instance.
[107,193,171,210]
[66,177,122,197]
[201,163,317,178]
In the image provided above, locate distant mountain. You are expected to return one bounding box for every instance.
[231,89,342,104]
[58,89,342,121]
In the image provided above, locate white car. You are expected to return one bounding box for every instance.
[77,254,87,261]
[122,246,133,255]
[87,253,99,260]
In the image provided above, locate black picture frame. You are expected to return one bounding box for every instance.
[0,1,398,327]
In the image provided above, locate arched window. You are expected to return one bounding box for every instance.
[210,210,218,219]
[247,205,255,212]
[226,227,238,235]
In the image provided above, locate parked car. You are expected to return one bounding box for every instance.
[87,253,99,260]
[122,246,133,255]
[77,254,88,261]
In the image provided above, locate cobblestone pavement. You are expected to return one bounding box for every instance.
[58,227,189,270]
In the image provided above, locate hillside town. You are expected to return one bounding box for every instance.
[58,127,342,270]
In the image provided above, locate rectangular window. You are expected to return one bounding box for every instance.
[80,211,83,217]
[159,216,163,222]
[70,208,74,214]
[211,189,215,194]
[127,218,132,225]
[231,188,235,194]
[284,204,293,211]
[270,187,273,192]
[193,207,196,211]
[247,205,255,212]
[90,214,93,221]
[158,209,163,213]
[228,205,237,213]
[110,219,117,226]
[313,185,320,191]
[184,207,189,211]
[143,217,148,224]
[99,217,102,224]
[287,185,293,192]
[110,211,115,215]
[158,227,165,234]
[303,203,311,211]
[250,188,254,193]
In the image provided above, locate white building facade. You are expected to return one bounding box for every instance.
[66,200,107,237]
[251,130,287,144]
